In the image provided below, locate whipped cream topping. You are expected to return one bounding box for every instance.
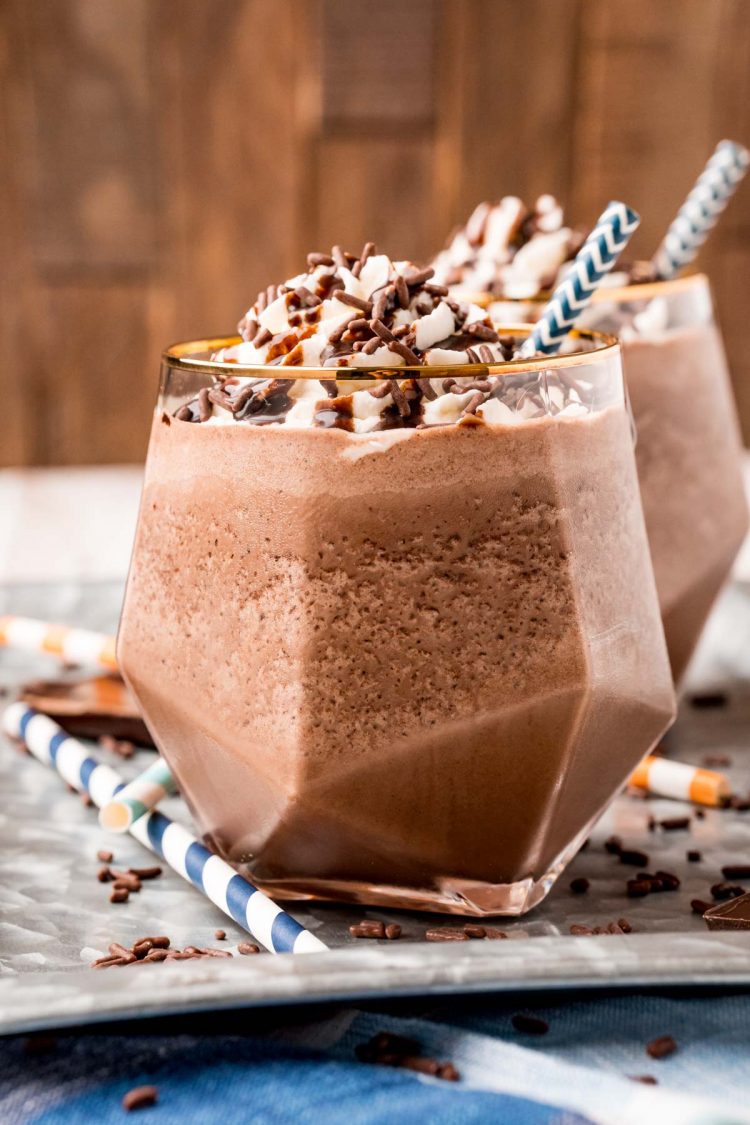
[216,244,510,370]
[432,195,585,299]
[171,242,599,434]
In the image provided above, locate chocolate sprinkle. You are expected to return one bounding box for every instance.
[123,1085,158,1112]
[646,1035,677,1060]
[511,1013,549,1036]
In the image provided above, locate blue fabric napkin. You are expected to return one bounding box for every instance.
[2,992,749,1124]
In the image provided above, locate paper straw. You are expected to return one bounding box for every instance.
[652,140,750,280]
[629,755,730,807]
[2,703,327,954]
[99,757,177,832]
[522,201,641,356]
[0,615,117,672]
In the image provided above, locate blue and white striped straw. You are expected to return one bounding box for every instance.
[2,703,327,955]
[522,201,641,357]
[652,140,750,280]
[99,756,177,833]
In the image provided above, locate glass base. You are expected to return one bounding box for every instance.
[248,833,585,918]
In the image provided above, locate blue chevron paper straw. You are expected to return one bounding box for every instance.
[99,756,177,832]
[522,201,641,357]
[653,140,750,280]
[2,703,327,955]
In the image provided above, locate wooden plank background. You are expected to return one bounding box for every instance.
[3,0,750,465]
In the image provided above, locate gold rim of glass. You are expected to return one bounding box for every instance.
[468,271,707,310]
[162,325,619,380]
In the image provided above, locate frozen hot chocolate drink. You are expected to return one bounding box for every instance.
[118,245,674,915]
[435,199,749,680]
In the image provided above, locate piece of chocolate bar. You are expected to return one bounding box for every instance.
[20,675,153,746]
[703,892,750,930]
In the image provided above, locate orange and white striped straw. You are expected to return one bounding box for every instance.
[0,616,117,672]
[629,755,730,807]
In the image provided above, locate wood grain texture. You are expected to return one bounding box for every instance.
[3,0,750,465]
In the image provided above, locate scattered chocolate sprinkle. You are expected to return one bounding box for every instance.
[143,948,170,963]
[123,1085,158,1112]
[646,1035,677,1060]
[128,866,162,881]
[711,882,746,901]
[461,391,486,417]
[626,879,652,898]
[97,849,114,863]
[511,1013,549,1036]
[721,865,750,880]
[384,274,405,312]
[97,866,113,883]
[349,920,386,939]
[403,267,435,287]
[215,929,226,941]
[142,935,170,949]
[570,877,590,895]
[659,817,691,831]
[110,887,129,904]
[687,850,702,863]
[425,928,469,942]
[355,1032,459,1082]
[389,339,421,366]
[691,898,713,915]
[465,322,499,342]
[160,411,171,426]
[389,380,411,417]
[654,870,681,891]
[484,927,508,940]
[362,1032,421,1060]
[98,735,135,760]
[368,379,393,399]
[570,924,594,936]
[384,924,402,940]
[416,377,438,401]
[463,924,487,939]
[112,871,142,893]
[604,835,623,855]
[618,917,633,933]
[109,942,134,960]
[327,318,351,345]
[695,809,706,820]
[91,954,126,969]
[702,752,732,767]
[630,1075,658,1085]
[620,849,650,868]
[689,691,728,709]
[198,387,212,423]
[331,290,372,314]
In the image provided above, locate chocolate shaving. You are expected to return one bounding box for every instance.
[331,290,372,314]
[389,380,411,417]
[403,266,435,287]
[394,274,409,309]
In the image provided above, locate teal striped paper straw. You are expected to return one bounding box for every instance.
[99,756,177,832]
[522,201,640,357]
[653,140,750,280]
[2,703,327,954]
